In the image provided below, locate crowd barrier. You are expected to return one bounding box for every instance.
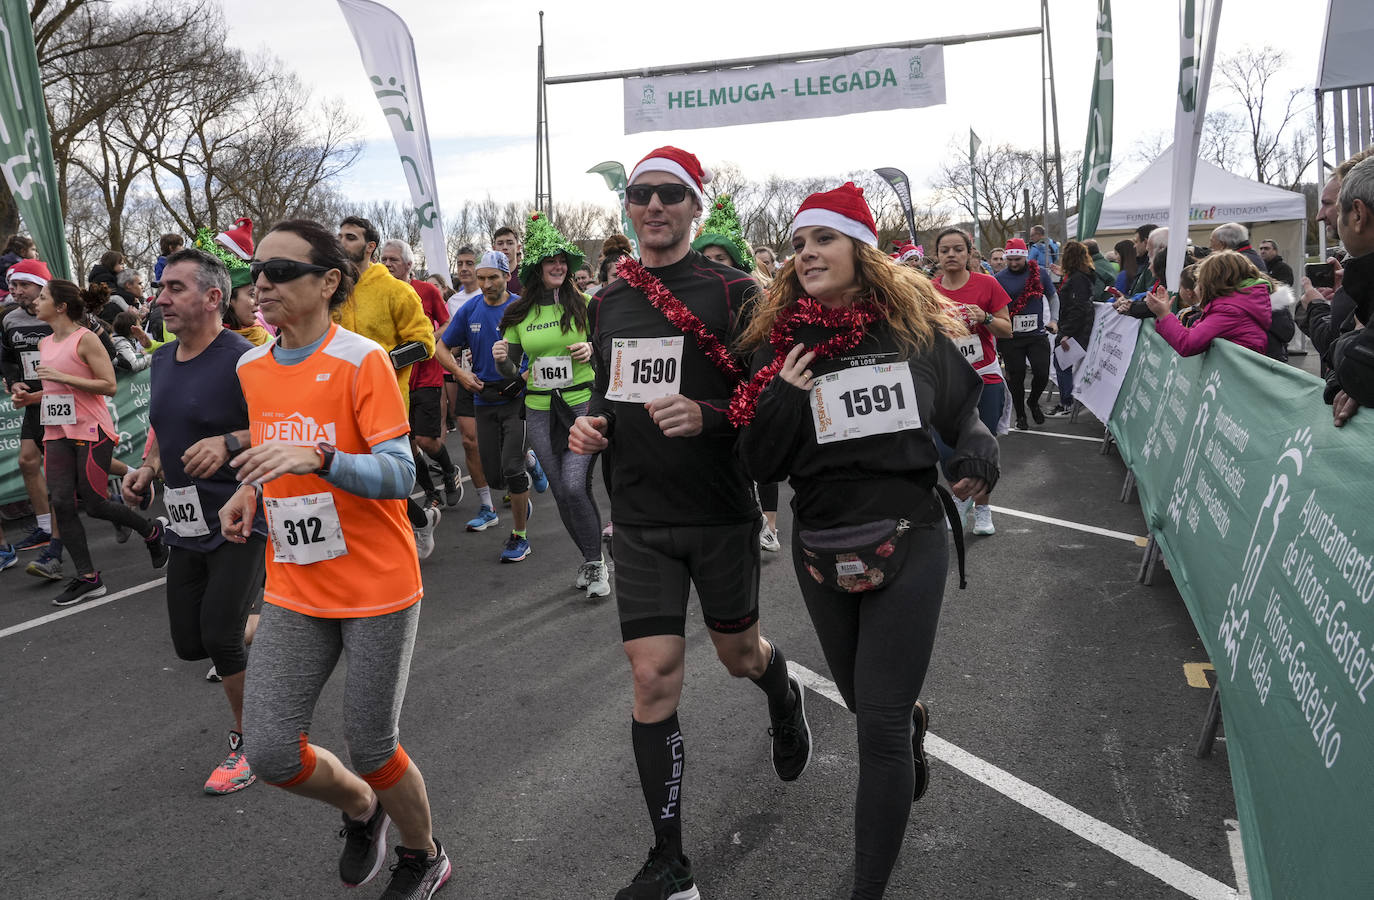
[0,368,151,508]
[1103,320,1372,899]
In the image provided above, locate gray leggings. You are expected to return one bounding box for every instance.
[526,403,602,562]
[242,601,420,787]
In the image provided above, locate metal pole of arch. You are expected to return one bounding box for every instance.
[534,11,552,216]
[1043,0,1068,242]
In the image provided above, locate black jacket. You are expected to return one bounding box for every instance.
[1265,256,1294,286]
[1058,271,1097,347]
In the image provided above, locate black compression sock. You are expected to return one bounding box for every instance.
[752,641,795,718]
[631,713,684,859]
[406,498,428,528]
[414,453,437,495]
[434,445,456,477]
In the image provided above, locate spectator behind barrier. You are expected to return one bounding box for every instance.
[1142,250,1273,357]
[1300,146,1374,378]
[1327,156,1374,426]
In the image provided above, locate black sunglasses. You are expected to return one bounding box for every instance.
[250,258,334,283]
[625,183,691,206]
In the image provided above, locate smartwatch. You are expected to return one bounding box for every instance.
[314,442,336,476]
[224,432,245,456]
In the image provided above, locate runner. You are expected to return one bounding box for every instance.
[993,238,1058,431]
[931,228,1013,535]
[333,216,442,559]
[440,247,489,510]
[121,247,265,795]
[1,259,60,562]
[379,239,464,510]
[222,219,450,898]
[9,279,168,606]
[734,183,999,900]
[493,212,608,597]
[570,145,810,900]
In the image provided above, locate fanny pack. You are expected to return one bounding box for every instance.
[479,377,526,404]
[544,381,594,457]
[797,485,968,595]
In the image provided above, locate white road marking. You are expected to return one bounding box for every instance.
[1007,429,1104,443]
[790,662,1239,900]
[990,506,1144,543]
[0,577,166,639]
[1224,819,1251,899]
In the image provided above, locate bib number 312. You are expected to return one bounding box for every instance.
[810,363,922,444]
[265,492,347,565]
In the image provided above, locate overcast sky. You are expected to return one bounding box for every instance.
[222,0,1327,218]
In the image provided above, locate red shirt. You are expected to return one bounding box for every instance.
[934,271,1012,384]
[408,279,449,389]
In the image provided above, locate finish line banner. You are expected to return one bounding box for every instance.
[0,369,150,507]
[624,46,945,134]
[1108,324,1374,900]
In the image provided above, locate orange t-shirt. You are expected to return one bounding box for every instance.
[236,323,421,618]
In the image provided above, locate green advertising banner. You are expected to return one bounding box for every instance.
[1109,323,1374,899]
[1077,0,1114,240]
[0,368,150,507]
[0,1,72,279]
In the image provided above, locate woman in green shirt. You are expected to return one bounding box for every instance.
[492,213,607,598]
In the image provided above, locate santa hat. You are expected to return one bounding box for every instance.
[629,146,712,207]
[1004,238,1029,258]
[895,241,923,263]
[215,217,254,261]
[791,182,878,247]
[8,258,51,287]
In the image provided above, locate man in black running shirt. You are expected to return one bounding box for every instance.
[571,146,811,900]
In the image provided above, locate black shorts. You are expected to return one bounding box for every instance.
[613,519,762,642]
[409,387,442,439]
[450,386,475,418]
[20,404,42,443]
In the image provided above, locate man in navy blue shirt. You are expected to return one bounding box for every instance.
[994,238,1060,429]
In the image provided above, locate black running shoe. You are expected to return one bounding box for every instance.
[442,469,462,508]
[379,840,452,900]
[1014,417,1029,431]
[1030,404,1046,425]
[53,573,107,607]
[145,519,170,570]
[768,675,812,782]
[338,803,392,887]
[912,700,930,801]
[615,842,699,900]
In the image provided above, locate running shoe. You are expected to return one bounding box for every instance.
[1029,404,1046,425]
[53,573,107,607]
[26,548,64,581]
[500,532,531,563]
[972,505,996,535]
[414,507,441,560]
[206,664,221,683]
[1014,416,1029,431]
[759,526,781,553]
[912,700,930,802]
[1047,404,1070,417]
[953,496,974,530]
[146,519,170,569]
[204,730,256,795]
[582,559,611,599]
[465,505,499,532]
[378,840,452,900]
[0,543,16,571]
[528,453,548,493]
[338,802,392,887]
[423,491,443,511]
[615,841,699,900]
[768,675,812,782]
[14,526,51,551]
[442,469,463,507]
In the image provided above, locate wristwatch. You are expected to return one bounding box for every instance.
[983,311,994,325]
[314,442,336,476]
[224,432,245,456]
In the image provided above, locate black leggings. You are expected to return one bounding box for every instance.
[998,336,1050,418]
[45,436,154,574]
[166,539,266,678]
[756,482,779,514]
[792,522,947,900]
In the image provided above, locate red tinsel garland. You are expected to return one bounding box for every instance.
[1007,258,1044,316]
[616,257,745,383]
[727,297,882,427]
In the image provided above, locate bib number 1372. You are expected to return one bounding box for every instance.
[810,363,922,444]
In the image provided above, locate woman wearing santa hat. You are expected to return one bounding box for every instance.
[734,182,1000,899]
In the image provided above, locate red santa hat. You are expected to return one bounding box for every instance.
[8,258,51,287]
[895,241,923,263]
[1004,238,1029,258]
[628,146,713,207]
[215,217,254,261]
[791,182,879,247]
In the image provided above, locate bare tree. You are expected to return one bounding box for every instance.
[1215,45,1314,186]
[932,141,1043,251]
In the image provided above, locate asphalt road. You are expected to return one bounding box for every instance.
[1,401,1245,900]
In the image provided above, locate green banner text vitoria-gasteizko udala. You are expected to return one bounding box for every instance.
[1109,323,1374,899]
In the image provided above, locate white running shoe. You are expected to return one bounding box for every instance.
[759,526,781,552]
[972,505,995,535]
[585,559,611,598]
[414,507,441,559]
[954,496,974,530]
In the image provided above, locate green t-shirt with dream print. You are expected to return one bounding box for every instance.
[502,299,593,411]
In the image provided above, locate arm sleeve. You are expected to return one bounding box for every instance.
[587,295,618,434]
[930,338,1000,489]
[496,335,524,380]
[321,434,416,499]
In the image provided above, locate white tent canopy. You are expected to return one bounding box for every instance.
[1069,146,1307,272]
[1318,0,1374,92]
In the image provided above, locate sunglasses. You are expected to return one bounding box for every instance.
[625,183,691,206]
[249,258,334,283]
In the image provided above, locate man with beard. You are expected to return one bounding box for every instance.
[994,238,1059,429]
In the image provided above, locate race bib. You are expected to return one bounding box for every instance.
[810,363,921,444]
[41,393,76,425]
[531,355,574,390]
[20,350,40,380]
[1013,314,1040,334]
[264,492,348,565]
[605,337,683,403]
[953,335,983,366]
[163,485,210,538]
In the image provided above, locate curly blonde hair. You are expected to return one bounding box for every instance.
[738,239,967,354]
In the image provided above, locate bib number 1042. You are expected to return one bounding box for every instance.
[810,363,922,444]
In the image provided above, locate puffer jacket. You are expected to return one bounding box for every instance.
[1155,279,1272,357]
